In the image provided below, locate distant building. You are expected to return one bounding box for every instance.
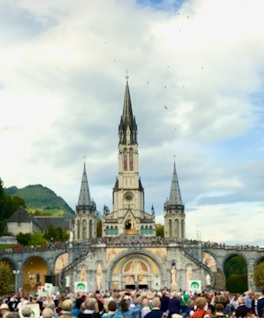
[7,206,43,235]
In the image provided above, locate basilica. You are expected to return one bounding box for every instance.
[68,80,211,292]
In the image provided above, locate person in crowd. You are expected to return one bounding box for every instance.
[192,297,211,318]
[180,292,189,318]
[78,298,99,318]
[102,301,116,318]
[244,291,253,313]
[42,308,55,318]
[213,303,225,318]
[21,306,32,318]
[141,298,151,318]
[144,298,164,318]
[230,294,239,311]
[0,303,10,318]
[59,299,74,318]
[7,295,18,312]
[6,313,20,318]
[114,292,141,318]
[168,293,181,318]
[257,290,264,318]
[160,290,169,315]
[235,296,249,318]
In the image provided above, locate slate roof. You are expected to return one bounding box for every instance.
[7,206,44,231]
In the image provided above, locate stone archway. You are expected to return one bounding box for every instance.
[22,256,48,295]
[109,252,162,290]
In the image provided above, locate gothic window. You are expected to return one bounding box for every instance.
[124,149,128,171]
[169,219,172,237]
[82,220,87,240]
[175,219,179,238]
[129,148,133,171]
[89,220,92,239]
[77,220,80,240]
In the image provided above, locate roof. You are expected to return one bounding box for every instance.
[7,206,43,230]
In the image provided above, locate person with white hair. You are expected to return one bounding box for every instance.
[235,296,249,318]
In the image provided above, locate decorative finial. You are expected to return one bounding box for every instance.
[125,70,129,81]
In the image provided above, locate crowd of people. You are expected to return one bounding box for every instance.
[0,288,264,318]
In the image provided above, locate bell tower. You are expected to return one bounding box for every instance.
[102,78,155,237]
[164,161,185,239]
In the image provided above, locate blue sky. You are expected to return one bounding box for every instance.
[0,0,263,245]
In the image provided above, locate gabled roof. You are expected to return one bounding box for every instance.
[7,206,43,230]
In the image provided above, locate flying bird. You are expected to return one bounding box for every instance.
[164,106,167,110]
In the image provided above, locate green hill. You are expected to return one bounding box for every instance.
[5,184,75,216]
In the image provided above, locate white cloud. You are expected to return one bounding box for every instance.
[0,0,263,245]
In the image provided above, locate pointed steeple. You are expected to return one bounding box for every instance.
[119,78,137,144]
[169,161,183,206]
[78,162,92,206]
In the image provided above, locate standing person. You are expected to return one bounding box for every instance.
[144,298,164,318]
[114,292,141,318]
[180,292,189,318]
[102,301,117,318]
[160,291,169,315]
[192,297,211,318]
[0,304,10,318]
[78,298,100,318]
[168,293,181,318]
[141,299,151,318]
[244,291,253,313]
[235,296,249,318]
[257,290,264,318]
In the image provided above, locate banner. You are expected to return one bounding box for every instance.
[189,280,202,293]
[74,281,88,293]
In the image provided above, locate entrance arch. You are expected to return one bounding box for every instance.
[108,250,165,290]
[22,256,48,295]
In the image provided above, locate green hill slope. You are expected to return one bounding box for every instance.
[5,184,75,216]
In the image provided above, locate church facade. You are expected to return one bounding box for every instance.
[70,80,211,292]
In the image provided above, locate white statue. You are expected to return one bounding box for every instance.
[206,273,211,286]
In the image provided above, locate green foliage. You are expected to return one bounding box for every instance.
[224,255,248,293]
[28,232,47,247]
[253,261,264,287]
[16,233,31,246]
[156,223,164,237]
[44,225,70,242]
[0,261,13,295]
[0,178,26,236]
[16,232,47,247]
[5,184,74,216]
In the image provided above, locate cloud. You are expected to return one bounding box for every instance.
[0,0,263,245]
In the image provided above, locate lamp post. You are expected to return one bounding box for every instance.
[13,270,20,295]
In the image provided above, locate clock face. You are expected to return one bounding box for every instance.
[124,192,133,201]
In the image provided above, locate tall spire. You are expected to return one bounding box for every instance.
[169,161,183,206]
[119,77,137,144]
[78,162,92,206]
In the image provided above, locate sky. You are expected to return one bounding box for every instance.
[0,0,264,246]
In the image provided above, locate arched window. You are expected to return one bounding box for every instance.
[124,149,128,171]
[169,219,172,237]
[89,220,92,239]
[82,220,87,240]
[77,220,80,240]
[129,149,133,171]
[175,219,179,238]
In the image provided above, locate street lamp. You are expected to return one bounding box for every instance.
[13,270,20,295]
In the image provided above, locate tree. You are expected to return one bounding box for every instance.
[16,233,31,246]
[156,223,164,237]
[0,261,12,295]
[28,232,47,247]
[0,178,26,235]
[224,255,248,292]
[253,261,264,287]
[44,225,70,242]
